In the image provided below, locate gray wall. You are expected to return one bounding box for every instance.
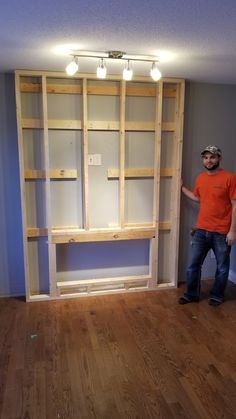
[1,74,236,296]
[0,74,25,296]
[179,82,236,283]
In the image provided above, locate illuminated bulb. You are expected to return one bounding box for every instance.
[123,61,133,81]
[65,57,79,76]
[150,62,162,81]
[96,59,107,79]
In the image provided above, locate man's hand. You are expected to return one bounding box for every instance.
[226,231,236,245]
[228,200,236,245]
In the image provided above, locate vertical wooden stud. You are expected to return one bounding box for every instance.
[42,75,57,297]
[82,78,89,229]
[149,81,163,287]
[15,73,31,301]
[119,80,126,228]
[169,81,185,286]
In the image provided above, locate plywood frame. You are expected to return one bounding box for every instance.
[15,70,185,301]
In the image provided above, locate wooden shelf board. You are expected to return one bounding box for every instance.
[27,228,48,237]
[20,82,177,98]
[107,167,174,179]
[22,118,175,132]
[52,228,155,244]
[26,222,171,238]
[57,274,151,288]
[24,169,78,179]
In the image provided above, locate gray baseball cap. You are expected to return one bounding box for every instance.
[201,145,222,157]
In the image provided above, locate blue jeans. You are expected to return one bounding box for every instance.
[185,229,231,302]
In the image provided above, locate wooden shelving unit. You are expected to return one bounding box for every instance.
[15,70,185,301]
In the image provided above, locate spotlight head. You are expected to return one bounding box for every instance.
[65,57,79,76]
[150,62,162,81]
[96,58,107,79]
[123,61,133,81]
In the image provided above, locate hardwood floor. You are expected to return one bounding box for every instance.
[0,281,236,419]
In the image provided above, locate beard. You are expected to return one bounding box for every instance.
[204,161,220,171]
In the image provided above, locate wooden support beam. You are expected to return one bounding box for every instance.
[24,169,78,179]
[22,118,175,132]
[109,221,172,230]
[27,228,48,237]
[87,121,119,130]
[22,118,82,130]
[159,221,171,230]
[82,78,90,230]
[25,222,170,239]
[119,80,126,228]
[125,121,175,131]
[49,169,78,179]
[48,120,82,129]
[20,82,177,98]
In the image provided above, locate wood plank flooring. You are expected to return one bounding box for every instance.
[0,280,236,419]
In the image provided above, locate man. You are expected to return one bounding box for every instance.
[179,145,236,306]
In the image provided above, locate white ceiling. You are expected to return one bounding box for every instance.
[1,0,236,84]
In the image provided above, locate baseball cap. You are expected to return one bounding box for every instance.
[201,145,222,157]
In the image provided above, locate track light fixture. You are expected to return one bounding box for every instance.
[65,50,162,81]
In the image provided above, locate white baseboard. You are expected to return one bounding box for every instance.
[229,269,236,284]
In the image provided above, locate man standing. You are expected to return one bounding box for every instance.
[179,145,236,306]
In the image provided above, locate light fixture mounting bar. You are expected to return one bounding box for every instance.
[107,51,125,59]
[69,50,160,62]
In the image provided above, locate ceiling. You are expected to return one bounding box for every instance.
[1,0,236,84]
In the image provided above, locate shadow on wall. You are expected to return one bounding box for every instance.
[0,73,25,296]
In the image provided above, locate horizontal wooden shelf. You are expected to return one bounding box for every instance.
[24,169,78,179]
[27,228,48,237]
[21,118,175,132]
[20,82,177,98]
[22,119,82,130]
[159,221,171,230]
[25,167,174,180]
[51,228,155,244]
[26,222,172,238]
[57,274,151,289]
[107,168,174,179]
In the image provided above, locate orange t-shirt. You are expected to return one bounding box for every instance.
[194,169,236,234]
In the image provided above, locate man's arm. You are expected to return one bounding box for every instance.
[227,200,236,245]
[181,182,200,202]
